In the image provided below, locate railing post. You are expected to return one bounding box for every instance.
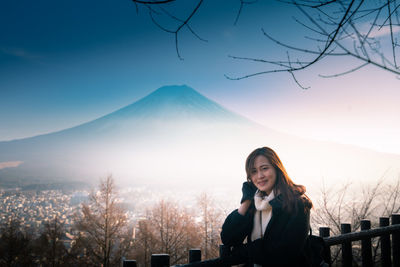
[319,227,331,266]
[361,220,372,267]
[380,217,391,267]
[392,214,400,267]
[189,249,201,263]
[122,260,137,267]
[151,254,170,267]
[341,223,352,267]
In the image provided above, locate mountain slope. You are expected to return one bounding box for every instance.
[0,85,399,192]
[0,85,262,184]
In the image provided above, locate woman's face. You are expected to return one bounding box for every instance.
[250,155,277,195]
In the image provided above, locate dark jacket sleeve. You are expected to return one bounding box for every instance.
[247,198,310,266]
[220,209,253,246]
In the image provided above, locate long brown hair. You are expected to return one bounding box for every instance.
[245,147,312,213]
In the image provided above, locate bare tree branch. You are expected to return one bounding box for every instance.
[388,0,399,67]
[136,0,204,60]
[132,0,175,4]
[234,0,258,25]
[319,62,369,77]
[132,0,400,88]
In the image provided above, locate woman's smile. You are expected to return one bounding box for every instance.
[257,180,267,186]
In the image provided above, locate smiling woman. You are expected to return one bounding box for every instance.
[220,146,313,267]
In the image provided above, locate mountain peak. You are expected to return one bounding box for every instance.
[150,84,197,96]
[143,85,206,104]
[18,85,253,142]
[105,84,246,123]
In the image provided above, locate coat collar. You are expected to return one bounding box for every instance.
[268,193,283,211]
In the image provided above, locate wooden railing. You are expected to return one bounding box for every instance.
[123,214,400,267]
[320,214,400,267]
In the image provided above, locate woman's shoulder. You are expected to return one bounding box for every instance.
[269,192,308,205]
[271,193,312,214]
[298,193,313,210]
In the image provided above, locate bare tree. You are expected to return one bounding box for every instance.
[131,199,201,266]
[130,217,158,267]
[311,176,400,265]
[151,200,200,264]
[131,0,400,88]
[74,175,133,267]
[35,216,68,266]
[0,216,34,266]
[197,192,223,260]
[311,176,399,234]
[380,176,400,215]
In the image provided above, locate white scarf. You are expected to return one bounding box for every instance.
[251,190,274,267]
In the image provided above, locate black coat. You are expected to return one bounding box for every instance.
[220,194,311,267]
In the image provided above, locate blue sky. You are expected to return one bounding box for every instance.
[1,0,400,154]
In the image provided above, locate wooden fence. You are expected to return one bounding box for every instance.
[123,214,400,267]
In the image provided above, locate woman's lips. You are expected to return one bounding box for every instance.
[258,180,267,186]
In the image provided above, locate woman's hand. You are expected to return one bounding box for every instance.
[240,181,257,203]
[238,182,257,215]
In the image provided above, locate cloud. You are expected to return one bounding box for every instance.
[359,22,400,38]
[370,27,400,38]
[0,47,41,60]
[0,161,23,170]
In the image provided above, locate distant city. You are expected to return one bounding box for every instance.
[0,177,232,265]
[1,188,86,230]
[0,180,235,234]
